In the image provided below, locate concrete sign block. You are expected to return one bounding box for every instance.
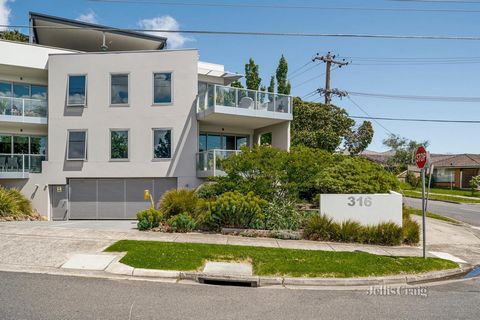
[319,191,402,226]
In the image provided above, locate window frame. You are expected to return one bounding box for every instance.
[109,73,130,107]
[152,128,173,160]
[109,129,130,161]
[66,74,88,107]
[152,72,173,106]
[67,129,88,161]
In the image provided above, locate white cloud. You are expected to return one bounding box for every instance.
[138,15,192,49]
[76,10,98,24]
[0,0,12,31]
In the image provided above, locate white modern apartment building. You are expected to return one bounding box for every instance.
[0,13,292,220]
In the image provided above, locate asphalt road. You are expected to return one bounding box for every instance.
[404,197,480,227]
[0,272,479,320]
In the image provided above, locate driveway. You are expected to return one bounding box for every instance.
[404,197,480,227]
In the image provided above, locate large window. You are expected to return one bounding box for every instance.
[153,73,172,104]
[111,74,129,105]
[67,130,87,160]
[433,168,455,183]
[110,130,129,160]
[0,135,46,155]
[153,129,172,159]
[0,81,46,100]
[0,135,12,153]
[67,75,87,106]
[199,132,249,152]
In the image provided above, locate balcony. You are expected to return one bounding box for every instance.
[0,97,48,125]
[196,149,240,178]
[0,154,46,179]
[197,84,292,129]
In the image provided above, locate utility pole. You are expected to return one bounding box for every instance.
[313,52,349,105]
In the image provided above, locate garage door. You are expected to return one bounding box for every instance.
[68,178,177,219]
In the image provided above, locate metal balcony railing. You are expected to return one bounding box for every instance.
[0,154,46,176]
[0,96,48,119]
[197,84,292,115]
[196,149,240,177]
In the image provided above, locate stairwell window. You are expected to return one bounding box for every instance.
[153,72,172,104]
[153,129,172,159]
[110,129,129,161]
[67,75,87,106]
[110,74,129,106]
[67,130,87,160]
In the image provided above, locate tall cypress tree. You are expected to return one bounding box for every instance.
[267,76,275,93]
[245,58,261,90]
[276,55,290,95]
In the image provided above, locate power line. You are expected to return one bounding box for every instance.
[347,97,395,135]
[350,115,480,123]
[288,63,322,81]
[88,0,480,13]
[288,61,313,78]
[348,91,480,102]
[4,24,480,41]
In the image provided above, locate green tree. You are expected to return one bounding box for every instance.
[230,80,244,88]
[382,134,429,173]
[276,55,290,94]
[470,176,480,196]
[267,76,275,93]
[344,121,374,155]
[0,30,28,42]
[245,58,261,90]
[291,97,355,152]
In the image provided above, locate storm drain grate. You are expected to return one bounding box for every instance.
[198,277,258,287]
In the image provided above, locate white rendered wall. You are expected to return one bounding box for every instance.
[319,191,403,226]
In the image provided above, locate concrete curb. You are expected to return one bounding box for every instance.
[105,260,473,287]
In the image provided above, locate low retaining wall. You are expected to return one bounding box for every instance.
[319,191,402,226]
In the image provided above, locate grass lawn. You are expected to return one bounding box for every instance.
[105,240,457,278]
[404,206,461,225]
[414,187,480,198]
[403,190,480,204]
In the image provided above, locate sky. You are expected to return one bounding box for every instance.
[1,0,479,154]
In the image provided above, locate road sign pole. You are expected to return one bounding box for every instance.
[421,168,426,259]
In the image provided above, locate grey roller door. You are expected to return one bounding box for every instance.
[69,179,97,219]
[68,178,177,220]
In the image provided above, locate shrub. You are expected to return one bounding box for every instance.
[137,218,151,231]
[136,208,162,230]
[372,222,403,246]
[303,214,407,246]
[303,214,340,241]
[202,191,267,230]
[338,220,363,243]
[406,171,420,189]
[0,187,32,217]
[158,188,198,218]
[315,156,399,194]
[194,182,224,200]
[212,145,399,202]
[402,218,420,245]
[167,212,197,233]
[264,198,305,231]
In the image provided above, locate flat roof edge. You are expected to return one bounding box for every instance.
[29,11,168,46]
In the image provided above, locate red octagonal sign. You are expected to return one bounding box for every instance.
[415,146,428,169]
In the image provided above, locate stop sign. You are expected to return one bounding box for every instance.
[415,146,428,169]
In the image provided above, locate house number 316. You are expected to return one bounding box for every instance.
[347,196,372,207]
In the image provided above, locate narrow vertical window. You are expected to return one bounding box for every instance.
[110,130,129,160]
[153,129,172,159]
[67,130,87,160]
[111,74,129,105]
[67,75,87,106]
[153,73,172,104]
